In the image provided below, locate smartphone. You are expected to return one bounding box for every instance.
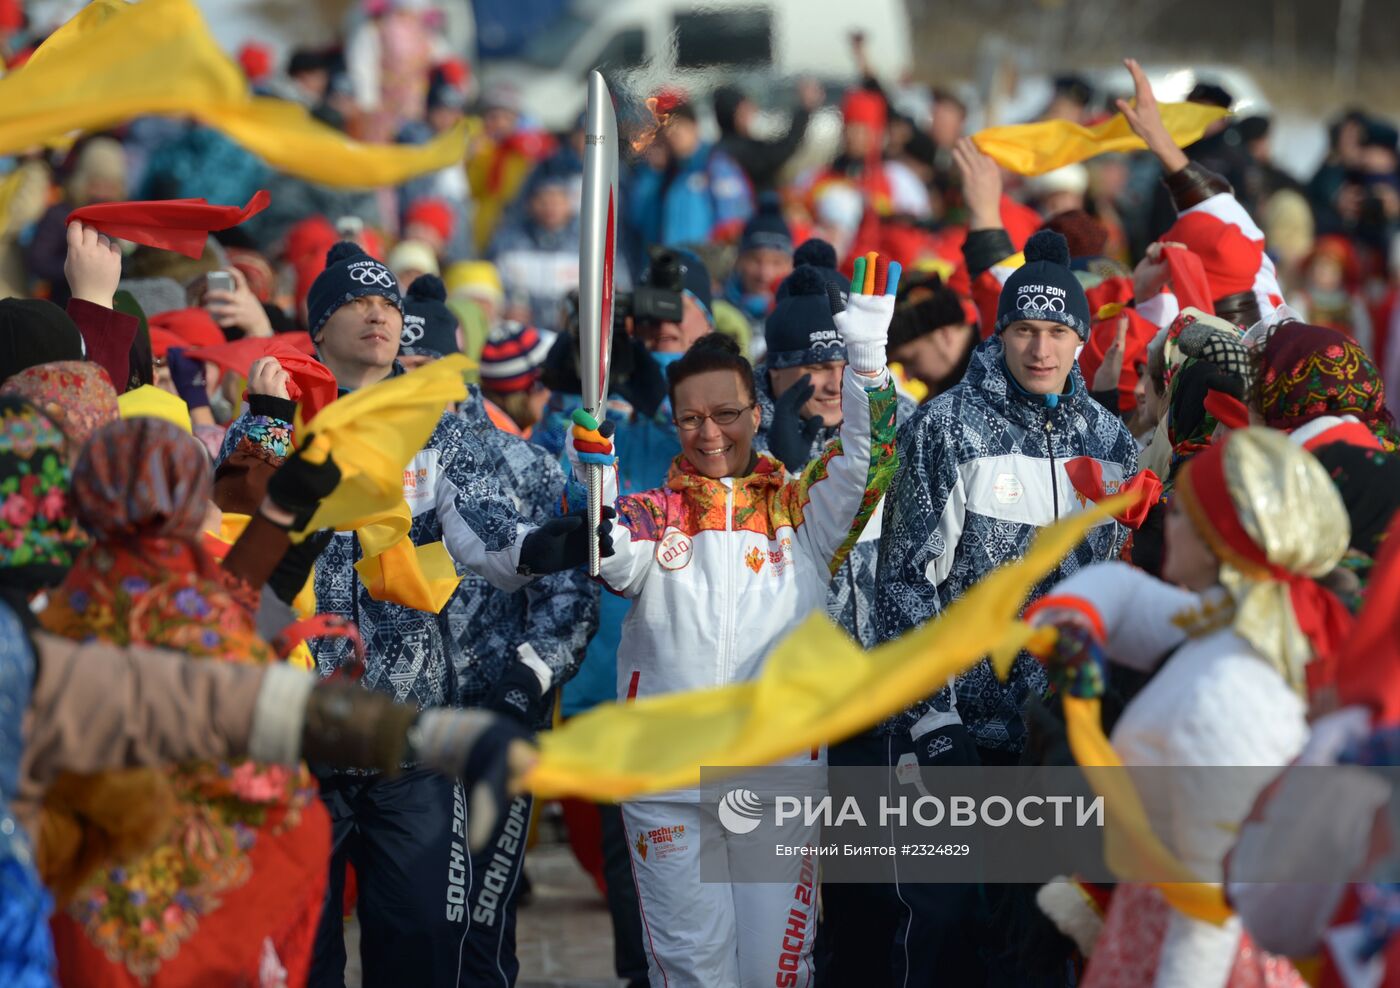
[206,270,235,295]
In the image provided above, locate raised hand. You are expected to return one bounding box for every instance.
[247,355,291,399]
[1092,316,1129,394]
[203,266,274,338]
[952,136,1004,231]
[1115,58,1189,173]
[64,221,122,309]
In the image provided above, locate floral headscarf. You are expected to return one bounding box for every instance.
[0,361,119,466]
[0,397,86,596]
[71,417,211,545]
[39,417,323,980]
[1257,321,1399,450]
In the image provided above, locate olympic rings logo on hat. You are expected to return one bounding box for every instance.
[349,264,396,289]
[1017,293,1066,312]
[400,317,425,345]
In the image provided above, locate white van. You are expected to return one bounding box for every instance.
[477,0,914,132]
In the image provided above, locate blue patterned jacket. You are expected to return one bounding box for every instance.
[752,362,916,648]
[217,385,540,710]
[874,336,1137,751]
[439,390,597,724]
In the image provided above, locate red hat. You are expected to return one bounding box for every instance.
[436,57,469,88]
[1160,212,1263,300]
[238,42,274,83]
[148,308,224,356]
[1040,210,1107,259]
[283,215,338,266]
[842,90,887,134]
[1307,234,1363,292]
[405,198,454,244]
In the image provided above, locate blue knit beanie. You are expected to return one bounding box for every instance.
[307,241,403,338]
[399,274,460,359]
[995,230,1090,340]
[765,265,846,370]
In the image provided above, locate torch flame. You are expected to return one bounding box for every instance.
[630,96,672,154]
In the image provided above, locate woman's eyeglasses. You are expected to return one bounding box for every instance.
[674,404,755,432]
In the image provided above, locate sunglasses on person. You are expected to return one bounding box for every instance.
[674,403,755,432]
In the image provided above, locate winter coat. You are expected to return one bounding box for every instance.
[626,142,753,248]
[599,368,897,718]
[438,388,597,725]
[487,214,581,330]
[874,335,1138,751]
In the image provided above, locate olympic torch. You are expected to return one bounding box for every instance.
[579,70,619,577]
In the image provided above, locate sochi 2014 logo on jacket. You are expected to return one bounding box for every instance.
[634,824,688,862]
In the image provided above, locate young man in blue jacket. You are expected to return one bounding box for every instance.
[873,228,1137,986]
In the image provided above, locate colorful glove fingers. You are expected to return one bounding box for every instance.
[571,408,616,466]
[836,252,900,375]
[851,251,902,298]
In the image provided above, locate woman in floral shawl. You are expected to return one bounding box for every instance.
[39,417,330,988]
[1254,321,1399,450]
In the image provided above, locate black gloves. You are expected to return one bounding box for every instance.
[613,337,669,420]
[517,506,615,576]
[767,373,824,473]
[913,711,981,768]
[487,660,545,726]
[266,436,342,531]
[267,529,334,604]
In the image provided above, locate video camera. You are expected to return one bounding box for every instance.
[615,247,686,329]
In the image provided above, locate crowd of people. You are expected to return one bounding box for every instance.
[1,2,1400,987]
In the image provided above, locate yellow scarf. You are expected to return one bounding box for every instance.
[1062,695,1233,925]
[0,0,474,189]
[973,103,1230,176]
[525,497,1129,800]
[293,355,475,613]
